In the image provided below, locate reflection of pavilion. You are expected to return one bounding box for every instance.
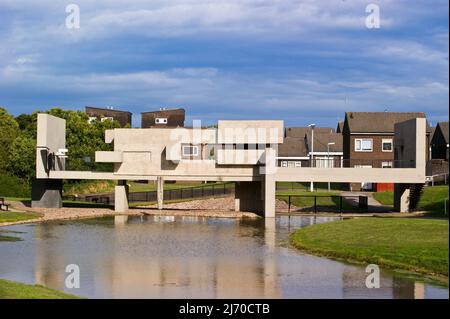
[98,216,281,298]
[35,216,280,298]
[342,267,425,299]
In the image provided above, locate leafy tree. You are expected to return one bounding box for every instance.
[0,108,19,172]
[8,135,36,182]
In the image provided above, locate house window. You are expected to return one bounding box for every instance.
[182,145,199,157]
[281,161,288,167]
[382,161,393,168]
[88,117,97,124]
[156,118,168,124]
[294,161,301,167]
[382,139,393,152]
[355,138,373,152]
[101,116,114,122]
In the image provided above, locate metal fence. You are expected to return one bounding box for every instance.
[277,194,369,214]
[66,182,235,204]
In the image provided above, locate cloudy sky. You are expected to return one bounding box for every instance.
[0,0,448,127]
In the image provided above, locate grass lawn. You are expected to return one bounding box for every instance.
[0,211,43,223]
[277,191,354,210]
[373,185,449,216]
[291,218,449,281]
[0,279,82,299]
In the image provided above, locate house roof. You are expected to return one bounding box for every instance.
[437,121,449,144]
[344,112,431,134]
[305,132,343,153]
[85,106,131,114]
[141,108,185,115]
[285,127,334,138]
[278,137,308,157]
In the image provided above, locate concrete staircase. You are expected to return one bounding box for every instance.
[409,183,424,210]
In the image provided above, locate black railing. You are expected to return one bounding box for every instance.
[66,182,235,204]
[277,159,416,168]
[277,194,369,214]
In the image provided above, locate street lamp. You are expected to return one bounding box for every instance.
[308,124,316,192]
[327,142,335,192]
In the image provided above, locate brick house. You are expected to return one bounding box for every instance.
[141,108,185,128]
[342,112,431,191]
[85,106,132,127]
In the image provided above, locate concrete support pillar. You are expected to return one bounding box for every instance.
[31,179,63,208]
[394,183,410,213]
[234,181,263,213]
[157,176,164,210]
[115,180,129,213]
[264,176,276,218]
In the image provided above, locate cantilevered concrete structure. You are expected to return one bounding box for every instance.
[33,113,427,217]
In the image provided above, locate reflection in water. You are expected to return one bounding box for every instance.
[0,215,447,299]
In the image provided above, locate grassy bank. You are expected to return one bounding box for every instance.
[0,211,43,223]
[0,279,81,299]
[373,185,449,216]
[291,218,449,281]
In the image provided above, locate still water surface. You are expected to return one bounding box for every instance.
[0,215,448,299]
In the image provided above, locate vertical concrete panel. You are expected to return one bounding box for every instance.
[31,179,63,208]
[264,176,276,218]
[234,181,264,214]
[157,176,164,210]
[115,181,129,213]
[394,184,410,212]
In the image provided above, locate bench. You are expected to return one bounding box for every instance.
[0,198,10,211]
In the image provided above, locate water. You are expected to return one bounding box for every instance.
[0,215,448,299]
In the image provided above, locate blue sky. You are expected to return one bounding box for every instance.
[0,0,448,128]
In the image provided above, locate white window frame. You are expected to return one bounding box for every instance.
[155,118,168,124]
[88,117,97,124]
[382,138,393,152]
[281,161,288,167]
[382,161,393,168]
[101,116,114,122]
[294,161,302,167]
[182,145,199,157]
[354,138,373,152]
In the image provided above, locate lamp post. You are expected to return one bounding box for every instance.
[327,142,335,192]
[308,124,316,192]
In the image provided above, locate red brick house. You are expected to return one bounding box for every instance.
[342,112,431,191]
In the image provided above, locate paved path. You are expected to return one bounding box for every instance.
[340,191,393,212]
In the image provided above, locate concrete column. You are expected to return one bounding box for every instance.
[394,183,410,212]
[115,180,129,213]
[234,181,263,213]
[264,176,276,218]
[31,179,63,208]
[157,176,164,210]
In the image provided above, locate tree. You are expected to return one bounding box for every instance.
[8,135,36,182]
[0,108,19,172]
